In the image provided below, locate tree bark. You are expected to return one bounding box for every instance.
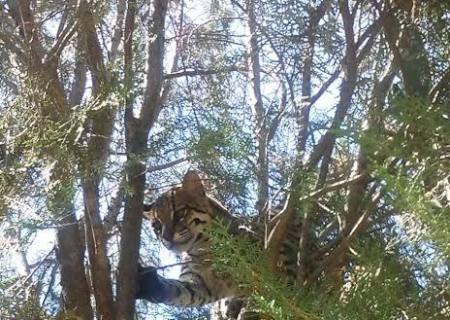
[77,1,117,318]
[6,1,94,317]
[115,0,169,318]
[246,0,269,218]
[296,0,330,282]
[56,209,93,320]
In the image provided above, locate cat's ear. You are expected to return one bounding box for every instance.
[143,202,155,220]
[182,170,205,196]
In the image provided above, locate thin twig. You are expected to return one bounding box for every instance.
[6,248,56,293]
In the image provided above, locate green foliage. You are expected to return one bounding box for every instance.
[374,166,450,259]
[0,278,52,320]
[189,108,254,208]
[209,220,319,320]
[329,243,416,320]
[362,96,449,170]
[353,94,450,318]
[208,220,439,319]
[362,96,450,258]
[0,81,120,214]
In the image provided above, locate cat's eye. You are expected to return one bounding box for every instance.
[174,208,187,220]
[152,220,162,233]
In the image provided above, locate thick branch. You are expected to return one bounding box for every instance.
[297,0,330,153]
[306,0,359,171]
[375,1,430,97]
[56,208,93,319]
[77,1,116,318]
[6,2,92,317]
[139,0,169,131]
[7,0,67,114]
[246,0,269,217]
[104,180,126,234]
[82,177,115,320]
[69,33,87,106]
[110,0,126,62]
[116,0,169,318]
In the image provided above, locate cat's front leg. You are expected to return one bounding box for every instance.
[135,265,168,303]
[136,264,218,306]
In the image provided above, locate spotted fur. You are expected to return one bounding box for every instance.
[136,171,241,305]
[136,171,300,309]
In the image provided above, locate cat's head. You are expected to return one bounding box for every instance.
[143,171,215,253]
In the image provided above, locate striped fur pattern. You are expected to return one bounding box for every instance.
[136,171,300,308]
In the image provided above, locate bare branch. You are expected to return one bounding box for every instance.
[77,1,116,317]
[117,0,169,317]
[147,157,190,173]
[6,0,45,60]
[245,0,270,217]
[301,173,367,202]
[306,0,359,170]
[7,0,67,114]
[429,65,450,103]
[160,0,184,103]
[307,187,383,284]
[309,67,341,106]
[46,14,79,62]
[269,173,367,226]
[140,0,169,129]
[110,0,126,62]
[69,34,87,106]
[56,209,93,319]
[104,181,125,234]
[267,82,287,142]
[356,18,382,64]
[164,66,243,79]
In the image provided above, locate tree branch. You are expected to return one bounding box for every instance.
[69,33,87,106]
[77,1,116,317]
[164,66,243,79]
[46,14,79,63]
[306,0,359,170]
[307,187,383,284]
[109,0,126,62]
[269,173,367,226]
[147,157,190,173]
[116,0,169,317]
[139,0,169,130]
[428,65,450,103]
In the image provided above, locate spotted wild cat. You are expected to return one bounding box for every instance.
[136,171,244,305]
[135,170,300,310]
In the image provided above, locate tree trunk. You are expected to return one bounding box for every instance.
[115,0,169,318]
[56,206,93,319]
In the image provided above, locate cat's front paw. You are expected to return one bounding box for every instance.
[135,264,166,302]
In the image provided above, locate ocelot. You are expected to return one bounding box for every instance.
[136,171,300,318]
